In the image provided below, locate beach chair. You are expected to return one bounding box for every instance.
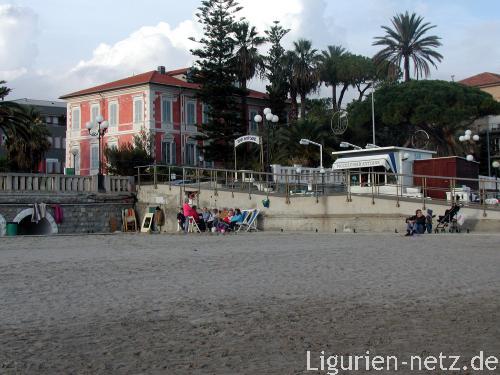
[235,210,251,232]
[186,216,201,233]
[435,204,461,233]
[122,208,137,232]
[238,209,259,232]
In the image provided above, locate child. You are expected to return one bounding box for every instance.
[176,208,185,232]
[425,209,435,234]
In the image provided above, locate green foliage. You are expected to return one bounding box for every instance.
[0,81,29,140]
[104,128,154,176]
[264,21,291,121]
[288,39,320,119]
[0,80,11,100]
[4,106,51,172]
[347,80,500,155]
[373,11,443,82]
[190,0,245,166]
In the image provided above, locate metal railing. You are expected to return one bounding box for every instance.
[136,164,500,214]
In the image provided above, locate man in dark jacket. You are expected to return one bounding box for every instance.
[405,209,426,236]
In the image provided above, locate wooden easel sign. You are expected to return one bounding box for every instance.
[141,213,154,233]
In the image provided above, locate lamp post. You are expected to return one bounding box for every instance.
[493,161,500,195]
[70,146,79,174]
[458,129,480,162]
[300,138,325,194]
[254,108,279,173]
[85,115,109,192]
[339,141,362,150]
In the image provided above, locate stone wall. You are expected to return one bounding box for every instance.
[137,184,500,233]
[0,192,135,236]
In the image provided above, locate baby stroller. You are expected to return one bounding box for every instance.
[435,204,461,233]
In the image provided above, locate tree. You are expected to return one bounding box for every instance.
[288,39,320,119]
[105,128,154,176]
[4,106,51,172]
[318,45,346,111]
[373,11,443,82]
[233,21,265,132]
[0,80,11,100]
[189,0,245,166]
[264,21,291,121]
[0,81,29,140]
[347,80,500,155]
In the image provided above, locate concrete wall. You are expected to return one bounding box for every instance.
[137,185,500,233]
[0,192,135,236]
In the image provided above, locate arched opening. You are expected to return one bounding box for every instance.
[17,217,53,235]
[13,208,58,236]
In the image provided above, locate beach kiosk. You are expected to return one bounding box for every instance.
[332,146,435,197]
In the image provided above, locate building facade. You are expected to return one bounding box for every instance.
[1,99,67,173]
[60,67,270,176]
[459,72,500,175]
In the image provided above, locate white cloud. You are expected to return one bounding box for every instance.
[0,4,38,81]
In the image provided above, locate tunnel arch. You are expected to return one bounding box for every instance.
[13,208,58,235]
[0,214,5,236]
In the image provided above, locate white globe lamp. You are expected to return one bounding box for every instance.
[272,115,279,123]
[466,154,474,162]
[472,134,480,141]
[265,113,273,121]
[254,114,262,123]
[263,108,272,115]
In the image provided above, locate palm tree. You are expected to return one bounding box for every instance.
[289,39,320,119]
[233,21,265,131]
[4,106,50,172]
[318,45,346,111]
[373,11,443,82]
[0,80,11,100]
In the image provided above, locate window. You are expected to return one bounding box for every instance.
[162,97,173,125]
[109,102,118,127]
[202,103,209,124]
[46,159,60,174]
[186,101,196,125]
[62,138,66,149]
[47,136,52,146]
[54,137,61,149]
[52,116,59,125]
[133,98,143,124]
[249,110,258,134]
[90,104,100,123]
[90,144,99,172]
[45,116,52,124]
[185,143,195,165]
[162,140,176,164]
[72,108,80,130]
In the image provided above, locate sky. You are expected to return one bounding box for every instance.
[1,0,499,102]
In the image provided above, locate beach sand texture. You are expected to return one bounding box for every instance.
[0,233,499,374]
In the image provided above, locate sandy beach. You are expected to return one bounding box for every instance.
[0,232,499,374]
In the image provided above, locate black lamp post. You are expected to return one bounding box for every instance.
[85,115,109,192]
[254,108,279,173]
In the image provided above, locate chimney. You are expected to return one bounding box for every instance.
[157,66,166,75]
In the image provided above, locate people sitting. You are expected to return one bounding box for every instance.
[405,209,426,236]
[176,207,185,232]
[229,208,243,230]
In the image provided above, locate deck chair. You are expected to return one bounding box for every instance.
[122,208,137,232]
[238,209,260,232]
[235,210,251,232]
[186,216,201,233]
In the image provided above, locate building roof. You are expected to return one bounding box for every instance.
[60,68,269,100]
[332,146,436,156]
[458,72,500,88]
[12,98,66,108]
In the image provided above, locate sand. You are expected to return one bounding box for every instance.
[0,232,499,374]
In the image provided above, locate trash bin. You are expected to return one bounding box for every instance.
[65,167,75,175]
[6,222,18,236]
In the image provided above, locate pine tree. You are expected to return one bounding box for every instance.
[264,21,290,123]
[190,0,245,166]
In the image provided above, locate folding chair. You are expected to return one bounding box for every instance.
[235,210,251,232]
[186,216,201,233]
[122,208,137,232]
[239,209,260,232]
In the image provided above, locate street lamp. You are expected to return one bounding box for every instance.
[86,115,109,192]
[459,129,480,162]
[339,141,362,150]
[254,108,279,173]
[299,138,323,170]
[70,145,79,173]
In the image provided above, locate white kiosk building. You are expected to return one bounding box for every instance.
[332,146,435,197]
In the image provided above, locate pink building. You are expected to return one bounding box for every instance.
[61,66,269,175]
